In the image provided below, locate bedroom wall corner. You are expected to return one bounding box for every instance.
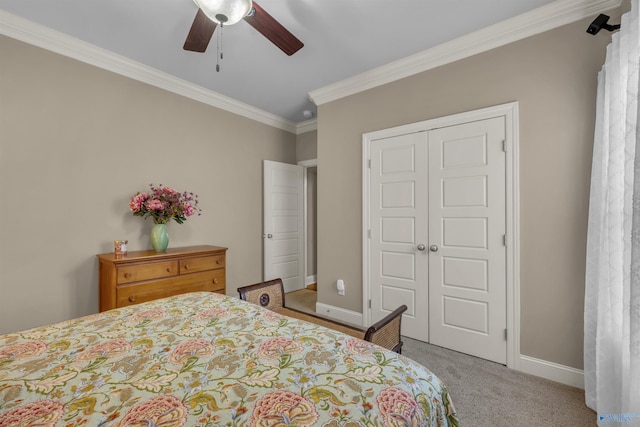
[296,129,318,162]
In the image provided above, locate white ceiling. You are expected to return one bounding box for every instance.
[0,0,612,125]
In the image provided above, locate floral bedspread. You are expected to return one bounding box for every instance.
[0,292,458,426]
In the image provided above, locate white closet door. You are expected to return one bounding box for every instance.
[428,117,507,364]
[369,132,429,341]
[366,115,508,364]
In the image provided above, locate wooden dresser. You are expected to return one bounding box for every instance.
[98,245,227,312]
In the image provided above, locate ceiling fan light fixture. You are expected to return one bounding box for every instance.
[193,0,253,25]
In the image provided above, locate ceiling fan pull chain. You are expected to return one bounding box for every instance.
[216,24,223,72]
[220,24,224,60]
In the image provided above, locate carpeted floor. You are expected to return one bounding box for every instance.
[286,288,597,426]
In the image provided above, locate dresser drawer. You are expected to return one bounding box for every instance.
[116,270,224,307]
[208,268,225,292]
[180,254,225,274]
[117,261,178,284]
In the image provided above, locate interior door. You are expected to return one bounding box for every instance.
[369,132,429,341]
[427,117,507,364]
[263,160,304,293]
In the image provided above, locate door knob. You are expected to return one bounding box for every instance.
[430,245,439,252]
[267,234,273,239]
[417,244,426,251]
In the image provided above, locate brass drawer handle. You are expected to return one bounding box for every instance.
[213,278,218,284]
[129,295,137,302]
[124,273,132,279]
[216,259,221,264]
[184,264,190,270]
[166,267,172,272]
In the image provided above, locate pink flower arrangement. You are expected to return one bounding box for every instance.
[129,184,201,224]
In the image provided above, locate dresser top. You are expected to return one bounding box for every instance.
[97,245,227,263]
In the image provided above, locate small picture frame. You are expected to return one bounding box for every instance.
[114,240,128,256]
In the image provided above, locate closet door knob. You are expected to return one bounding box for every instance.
[430,245,439,252]
[417,244,426,251]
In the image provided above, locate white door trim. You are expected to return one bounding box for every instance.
[362,102,520,369]
[298,159,318,291]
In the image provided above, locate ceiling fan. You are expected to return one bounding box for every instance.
[183,0,304,56]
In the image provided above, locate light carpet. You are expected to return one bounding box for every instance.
[402,337,596,426]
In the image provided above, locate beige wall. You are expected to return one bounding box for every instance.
[296,130,318,161]
[316,15,617,369]
[0,36,296,334]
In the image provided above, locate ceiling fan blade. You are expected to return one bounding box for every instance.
[243,2,303,56]
[183,9,217,52]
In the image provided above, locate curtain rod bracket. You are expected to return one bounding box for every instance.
[587,14,621,35]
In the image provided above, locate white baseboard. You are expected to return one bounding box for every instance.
[519,355,584,389]
[315,302,364,327]
[305,275,317,287]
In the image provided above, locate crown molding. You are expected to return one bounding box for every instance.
[296,118,317,134]
[0,10,298,134]
[308,0,622,106]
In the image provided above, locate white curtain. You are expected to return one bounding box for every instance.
[584,0,640,423]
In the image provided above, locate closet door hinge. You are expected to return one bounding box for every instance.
[503,234,507,246]
[504,328,508,340]
[368,229,371,239]
[368,299,372,309]
[502,140,507,152]
[368,159,371,168]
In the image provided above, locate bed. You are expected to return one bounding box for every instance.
[0,292,458,426]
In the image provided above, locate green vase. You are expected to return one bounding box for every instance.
[150,223,169,252]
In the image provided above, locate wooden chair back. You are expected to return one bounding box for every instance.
[237,278,285,311]
[364,305,407,354]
